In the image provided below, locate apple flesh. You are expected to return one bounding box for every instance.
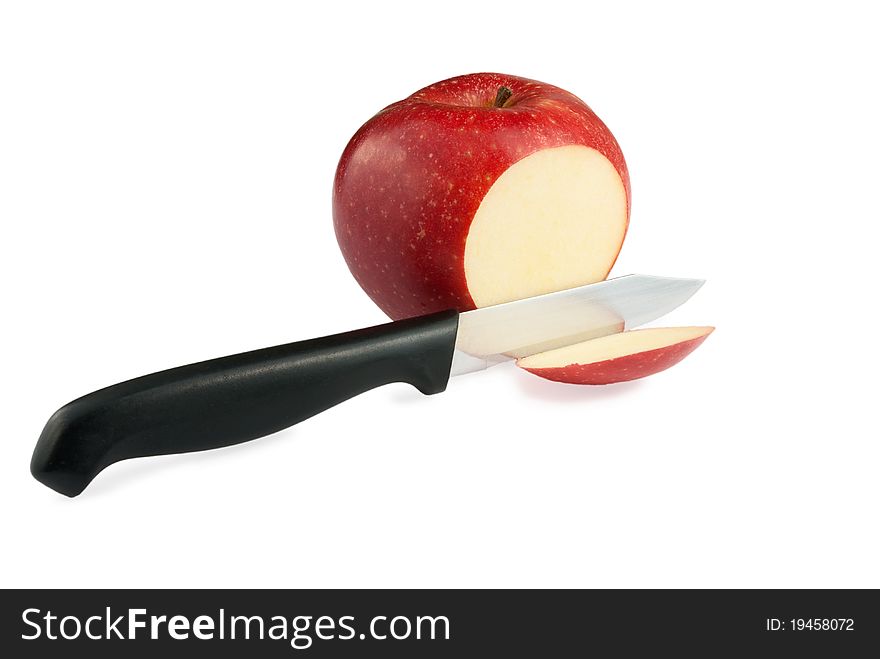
[333,73,630,320]
[517,326,714,385]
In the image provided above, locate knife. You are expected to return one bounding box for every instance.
[31,274,703,496]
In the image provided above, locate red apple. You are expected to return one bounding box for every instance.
[517,326,714,385]
[333,72,630,320]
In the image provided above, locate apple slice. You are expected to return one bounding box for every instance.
[517,326,713,385]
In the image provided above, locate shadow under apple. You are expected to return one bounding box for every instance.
[513,369,645,403]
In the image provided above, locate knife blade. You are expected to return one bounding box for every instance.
[32,274,704,496]
[451,274,704,375]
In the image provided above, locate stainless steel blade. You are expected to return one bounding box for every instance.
[451,274,705,376]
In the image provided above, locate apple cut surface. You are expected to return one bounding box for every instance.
[517,326,713,385]
[463,145,627,308]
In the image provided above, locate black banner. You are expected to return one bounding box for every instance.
[2,589,877,656]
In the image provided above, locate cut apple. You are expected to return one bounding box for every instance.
[517,326,713,385]
[333,72,631,320]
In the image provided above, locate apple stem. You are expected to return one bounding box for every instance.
[493,86,513,108]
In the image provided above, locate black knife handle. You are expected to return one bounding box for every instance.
[32,310,459,497]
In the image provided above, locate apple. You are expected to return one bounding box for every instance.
[517,326,714,385]
[333,72,630,320]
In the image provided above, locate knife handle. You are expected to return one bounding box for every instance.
[31,310,459,497]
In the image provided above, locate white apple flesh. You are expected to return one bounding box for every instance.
[464,145,627,308]
[517,326,714,385]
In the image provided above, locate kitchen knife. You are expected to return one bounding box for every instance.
[31,274,703,496]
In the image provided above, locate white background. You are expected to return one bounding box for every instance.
[1,1,878,588]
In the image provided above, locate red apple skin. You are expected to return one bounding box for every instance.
[333,72,630,320]
[520,334,711,385]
